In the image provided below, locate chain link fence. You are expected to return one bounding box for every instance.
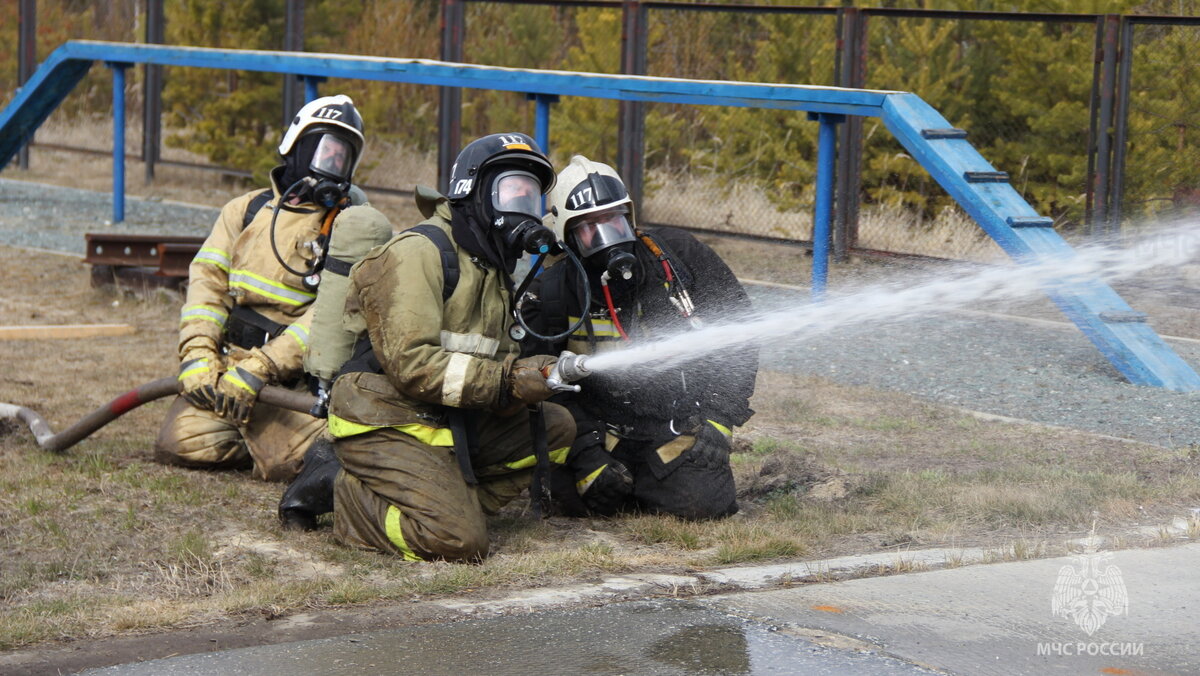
[1119,20,1200,237]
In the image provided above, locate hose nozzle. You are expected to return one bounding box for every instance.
[545,350,592,393]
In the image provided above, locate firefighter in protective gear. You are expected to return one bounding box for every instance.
[155,94,390,482]
[327,133,575,562]
[523,155,758,520]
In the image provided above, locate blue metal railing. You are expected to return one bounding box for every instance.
[2,40,1198,391]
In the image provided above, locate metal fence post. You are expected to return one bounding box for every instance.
[618,0,647,208]
[834,7,865,260]
[107,62,131,223]
[1110,17,1133,233]
[302,76,325,103]
[531,94,559,156]
[282,0,306,126]
[1092,14,1120,239]
[810,113,842,299]
[17,0,36,170]
[143,0,164,183]
[438,0,464,192]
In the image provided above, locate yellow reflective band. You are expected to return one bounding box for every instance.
[284,323,309,350]
[179,305,228,329]
[394,423,454,447]
[707,419,732,439]
[576,463,607,494]
[326,415,454,446]
[503,142,532,151]
[384,505,423,562]
[194,247,231,272]
[505,445,571,470]
[178,361,210,380]
[225,371,258,394]
[568,316,621,339]
[328,414,378,438]
[229,269,316,306]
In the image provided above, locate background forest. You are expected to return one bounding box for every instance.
[3,0,1199,257]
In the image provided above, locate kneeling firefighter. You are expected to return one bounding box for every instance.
[522,156,759,520]
[291,133,576,561]
[155,94,392,483]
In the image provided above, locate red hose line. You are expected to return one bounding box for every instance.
[0,377,317,454]
[601,281,630,342]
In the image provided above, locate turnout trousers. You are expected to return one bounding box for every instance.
[332,402,574,562]
[153,386,325,482]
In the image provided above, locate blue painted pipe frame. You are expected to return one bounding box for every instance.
[809,112,842,300]
[106,61,130,223]
[3,40,1199,391]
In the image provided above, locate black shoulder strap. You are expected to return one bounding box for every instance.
[406,223,459,303]
[243,189,273,230]
[539,266,567,335]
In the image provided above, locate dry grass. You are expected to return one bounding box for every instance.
[3,244,1200,651]
[5,128,1200,655]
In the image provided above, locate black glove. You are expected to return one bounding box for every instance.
[650,419,732,475]
[550,420,633,516]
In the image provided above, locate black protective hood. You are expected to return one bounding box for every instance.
[449,199,517,275]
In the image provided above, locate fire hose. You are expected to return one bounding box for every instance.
[0,378,316,454]
[1,352,593,455]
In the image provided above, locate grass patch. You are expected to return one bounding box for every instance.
[3,243,1199,655]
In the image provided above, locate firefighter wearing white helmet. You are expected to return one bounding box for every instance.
[524,155,759,520]
[155,94,392,487]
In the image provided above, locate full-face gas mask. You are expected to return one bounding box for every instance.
[486,169,557,256]
[306,132,357,207]
[567,206,638,282]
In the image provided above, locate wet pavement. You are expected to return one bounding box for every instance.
[80,599,937,676]
[78,542,1200,676]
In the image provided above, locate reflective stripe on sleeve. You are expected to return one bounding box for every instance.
[326,414,454,446]
[384,505,423,562]
[284,323,309,350]
[440,330,499,357]
[229,269,316,306]
[504,445,571,470]
[194,247,231,272]
[179,305,228,328]
[441,352,472,407]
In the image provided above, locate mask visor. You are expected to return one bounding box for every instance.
[309,134,354,180]
[568,209,636,258]
[491,171,542,220]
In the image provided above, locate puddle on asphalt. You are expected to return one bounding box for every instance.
[83,599,936,675]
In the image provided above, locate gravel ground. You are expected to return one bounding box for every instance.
[0,177,218,254]
[4,177,1200,449]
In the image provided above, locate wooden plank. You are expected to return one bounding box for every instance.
[0,324,136,340]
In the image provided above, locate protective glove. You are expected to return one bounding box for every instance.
[507,354,559,405]
[214,353,272,425]
[653,419,732,469]
[177,344,220,410]
[577,456,633,515]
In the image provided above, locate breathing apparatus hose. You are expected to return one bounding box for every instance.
[512,245,592,343]
[0,379,316,455]
[270,177,344,280]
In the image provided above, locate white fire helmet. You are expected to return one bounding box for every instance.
[548,155,637,255]
[278,94,365,174]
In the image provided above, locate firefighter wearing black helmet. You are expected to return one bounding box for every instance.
[523,156,758,520]
[155,94,391,482]
[322,133,575,562]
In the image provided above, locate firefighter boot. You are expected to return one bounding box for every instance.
[278,437,340,530]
